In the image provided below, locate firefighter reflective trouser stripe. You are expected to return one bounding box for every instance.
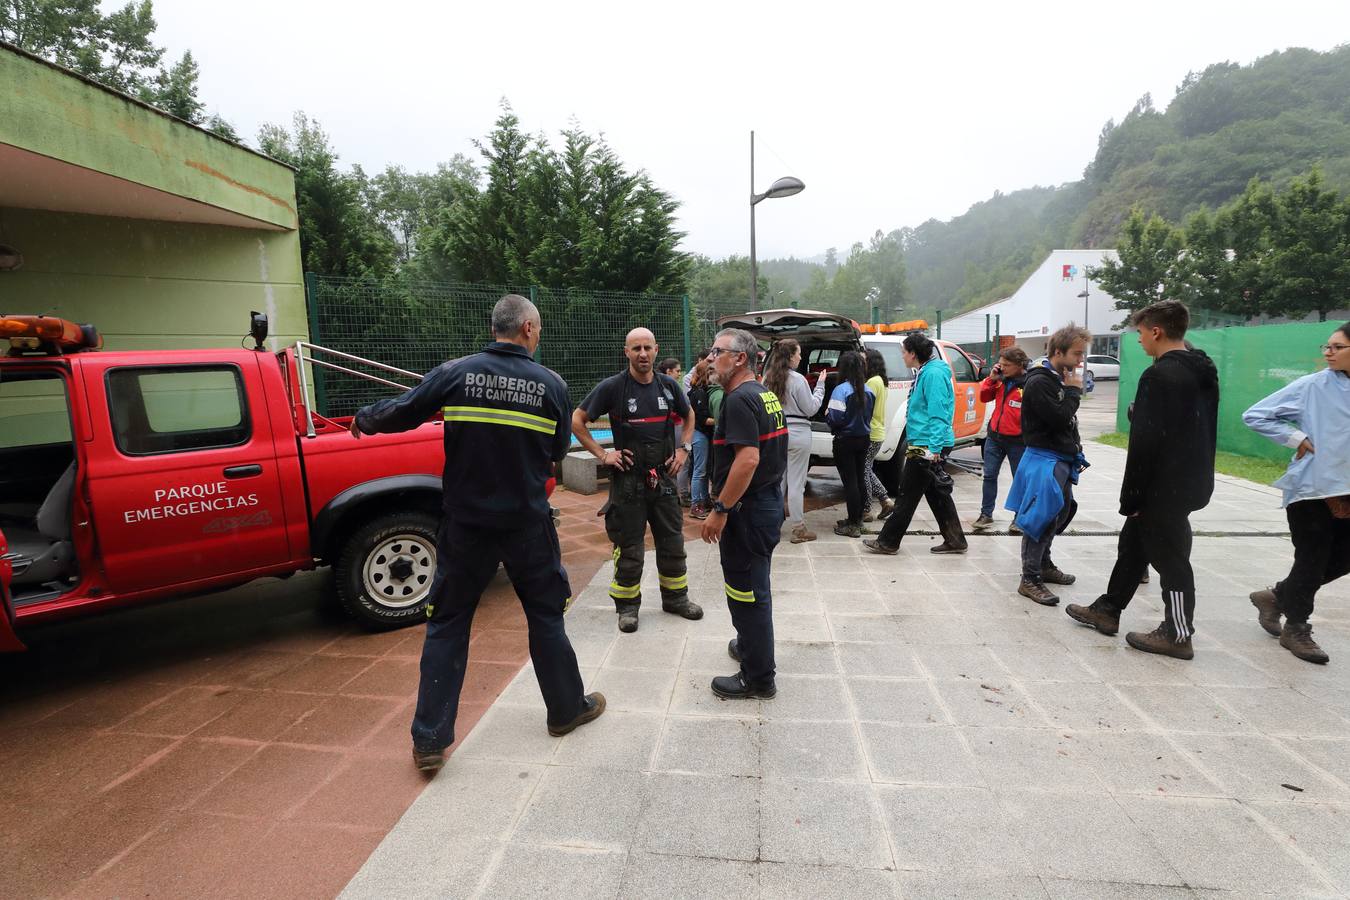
[725,583,755,602]
[604,469,688,612]
[719,484,783,686]
[443,405,557,435]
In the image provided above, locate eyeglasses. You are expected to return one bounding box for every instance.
[707,347,740,358]
[1321,344,1350,354]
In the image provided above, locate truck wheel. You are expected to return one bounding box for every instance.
[335,511,439,631]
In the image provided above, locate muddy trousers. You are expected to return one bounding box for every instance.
[1100,510,1196,641]
[721,484,784,687]
[1274,499,1350,623]
[412,516,584,752]
[875,453,967,550]
[605,475,689,612]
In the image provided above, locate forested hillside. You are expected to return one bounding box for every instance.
[771,44,1350,314]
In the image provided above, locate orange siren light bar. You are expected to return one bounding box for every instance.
[0,315,103,352]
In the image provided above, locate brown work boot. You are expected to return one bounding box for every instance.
[662,597,704,620]
[1250,588,1283,637]
[1041,565,1076,586]
[790,523,817,543]
[1279,621,1329,664]
[412,747,446,773]
[1018,580,1059,606]
[834,522,862,538]
[879,497,896,519]
[1066,599,1119,636]
[548,692,607,736]
[1125,623,1194,660]
[930,542,968,554]
[863,538,899,555]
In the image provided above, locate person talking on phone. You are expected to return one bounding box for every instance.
[972,347,1030,532]
[1004,325,1090,606]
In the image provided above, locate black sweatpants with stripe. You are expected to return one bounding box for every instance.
[1101,509,1196,642]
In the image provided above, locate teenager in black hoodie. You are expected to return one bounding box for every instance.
[1066,300,1219,659]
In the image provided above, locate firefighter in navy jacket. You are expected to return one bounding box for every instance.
[352,294,604,772]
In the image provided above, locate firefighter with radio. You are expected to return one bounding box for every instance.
[573,327,702,633]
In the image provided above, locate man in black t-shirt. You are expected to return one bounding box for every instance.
[702,327,788,699]
[573,327,700,633]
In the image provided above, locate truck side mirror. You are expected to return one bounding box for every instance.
[249,311,269,351]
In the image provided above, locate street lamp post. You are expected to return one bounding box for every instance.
[749,130,805,309]
[1077,270,1093,351]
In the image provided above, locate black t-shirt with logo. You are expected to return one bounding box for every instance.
[712,380,788,495]
[581,371,690,448]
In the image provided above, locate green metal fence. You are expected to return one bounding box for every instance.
[934,311,1001,367]
[1116,320,1335,464]
[304,274,747,415]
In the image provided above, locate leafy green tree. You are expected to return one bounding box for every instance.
[2,0,162,93]
[1091,207,1183,314]
[148,50,202,122]
[1214,177,1277,317]
[1171,208,1232,311]
[204,113,241,143]
[258,113,396,278]
[687,255,767,310]
[1265,168,1350,321]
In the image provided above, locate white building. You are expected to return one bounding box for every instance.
[944,249,1125,358]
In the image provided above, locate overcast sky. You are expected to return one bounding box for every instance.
[151,0,1349,260]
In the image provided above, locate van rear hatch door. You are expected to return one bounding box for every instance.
[716,309,860,342]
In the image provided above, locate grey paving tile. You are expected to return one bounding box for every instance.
[998,790,1183,884]
[654,715,759,777]
[634,772,759,861]
[910,643,1008,681]
[395,758,544,841]
[933,678,1048,728]
[896,872,1050,899]
[1177,733,1350,802]
[971,616,1068,646]
[1070,646,1192,685]
[774,611,833,642]
[1113,683,1256,734]
[760,778,891,868]
[772,588,824,614]
[513,767,648,850]
[894,614,983,645]
[669,671,762,717]
[1117,795,1333,894]
[774,640,841,675]
[456,704,559,764]
[340,837,498,900]
[861,723,986,787]
[1206,687,1350,738]
[552,709,664,771]
[1279,737,1350,787]
[761,719,867,782]
[962,727,1107,793]
[760,675,851,721]
[604,633,686,670]
[1250,800,1350,894]
[989,644,1099,682]
[828,614,903,643]
[1179,649,1280,688]
[877,785,1031,876]
[680,636,734,673]
[760,862,902,899]
[1076,732,1222,798]
[617,851,758,899]
[478,844,625,900]
[1022,681,1149,732]
[836,642,921,678]
[848,677,947,724]
[1040,880,1197,899]
[589,666,677,713]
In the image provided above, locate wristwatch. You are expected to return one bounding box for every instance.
[712,500,739,514]
[679,441,692,453]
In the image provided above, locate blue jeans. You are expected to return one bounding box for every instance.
[691,430,711,504]
[981,433,1025,518]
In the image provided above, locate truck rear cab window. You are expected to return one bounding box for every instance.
[107,366,250,455]
[947,349,977,382]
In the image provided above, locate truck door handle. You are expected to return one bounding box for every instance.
[223,464,262,479]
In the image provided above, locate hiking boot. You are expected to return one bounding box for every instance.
[863,538,899,555]
[930,542,968,554]
[1066,599,1120,636]
[971,514,995,531]
[1042,565,1077,586]
[834,522,862,538]
[1250,588,1283,637]
[728,638,741,662]
[691,501,710,520]
[862,508,875,523]
[790,524,817,543]
[1018,579,1059,606]
[663,598,704,620]
[878,498,896,519]
[548,692,607,736]
[1125,623,1194,660]
[1279,621,1329,664]
[1009,520,1022,535]
[412,747,446,773]
[711,672,776,699]
[618,610,639,633]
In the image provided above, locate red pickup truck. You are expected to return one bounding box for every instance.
[0,313,469,652]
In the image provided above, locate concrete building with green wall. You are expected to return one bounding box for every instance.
[0,43,305,351]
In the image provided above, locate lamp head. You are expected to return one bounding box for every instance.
[765,176,805,199]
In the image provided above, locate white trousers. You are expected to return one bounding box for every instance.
[782,421,813,527]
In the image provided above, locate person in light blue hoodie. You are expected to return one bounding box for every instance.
[1242,321,1350,665]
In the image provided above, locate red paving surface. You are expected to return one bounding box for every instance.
[0,479,760,899]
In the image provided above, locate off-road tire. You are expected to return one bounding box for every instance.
[335,510,439,631]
